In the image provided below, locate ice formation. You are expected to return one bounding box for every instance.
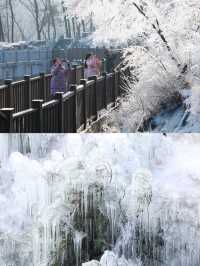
[0,134,200,265]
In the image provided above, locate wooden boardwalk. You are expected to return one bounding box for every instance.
[0,66,122,133]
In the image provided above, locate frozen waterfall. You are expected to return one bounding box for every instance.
[0,134,200,266]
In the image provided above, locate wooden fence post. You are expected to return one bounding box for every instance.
[81,64,85,80]
[102,72,107,109]
[4,79,13,108]
[101,58,106,73]
[24,75,31,108]
[88,75,98,119]
[73,65,77,84]
[70,84,77,133]
[40,73,46,100]
[0,108,14,133]
[80,79,88,129]
[55,92,64,133]
[32,99,44,133]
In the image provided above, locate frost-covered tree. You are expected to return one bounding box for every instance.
[69,0,200,131]
[0,0,28,42]
[19,0,60,40]
[0,0,64,41]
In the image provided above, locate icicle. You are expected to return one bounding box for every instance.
[73,231,86,266]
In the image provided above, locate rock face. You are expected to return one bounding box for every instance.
[53,183,114,266]
[82,260,100,266]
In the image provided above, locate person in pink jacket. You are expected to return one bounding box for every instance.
[84,54,102,79]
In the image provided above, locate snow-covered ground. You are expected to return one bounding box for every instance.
[102,85,200,133]
[0,134,200,265]
[0,41,50,50]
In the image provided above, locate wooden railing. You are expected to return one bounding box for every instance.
[0,65,86,113]
[0,71,122,133]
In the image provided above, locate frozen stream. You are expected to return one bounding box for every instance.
[150,106,200,133]
[0,134,200,266]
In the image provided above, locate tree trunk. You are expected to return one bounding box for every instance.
[131,2,186,72]
[6,0,10,42]
[0,15,5,41]
[33,0,41,40]
[8,0,14,42]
